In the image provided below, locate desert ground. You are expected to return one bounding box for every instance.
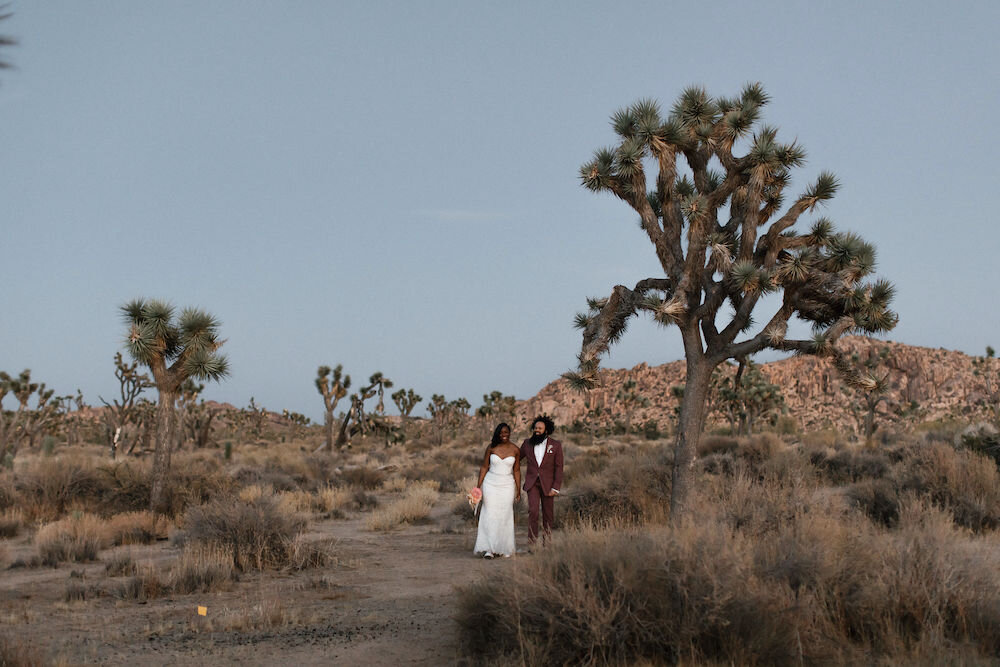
[3,409,1000,666]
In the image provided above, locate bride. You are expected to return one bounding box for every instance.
[473,423,521,558]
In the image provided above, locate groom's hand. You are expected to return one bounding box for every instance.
[545,489,559,497]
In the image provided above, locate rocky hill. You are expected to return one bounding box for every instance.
[517,337,999,436]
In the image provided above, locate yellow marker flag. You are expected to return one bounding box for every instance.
[197,606,207,616]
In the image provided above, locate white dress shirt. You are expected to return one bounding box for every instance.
[533,438,547,466]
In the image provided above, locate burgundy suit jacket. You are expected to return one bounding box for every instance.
[519,437,563,494]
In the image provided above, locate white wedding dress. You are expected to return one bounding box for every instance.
[473,454,516,557]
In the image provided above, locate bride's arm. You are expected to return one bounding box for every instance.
[476,447,491,489]
[513,451,521,501]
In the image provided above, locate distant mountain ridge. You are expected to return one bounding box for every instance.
[517,337,998,436]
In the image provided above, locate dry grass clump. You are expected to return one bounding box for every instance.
[562,452,671,527]
[285,535,336,570]
[458,510,1000,665]
[898,442,1000,532]
[379,476,409,493]
[35,513,107,566]
[169,544,237,594]
[401,455,467,492]
[112,565,165,602]
[104,510,171,545]
[366,482,439,531]
[0,633,47,667]
[104,552,137,577]
[0,508,24,538]
[337,465,386,490]
[182,495,305,571]
[317,485,354,513]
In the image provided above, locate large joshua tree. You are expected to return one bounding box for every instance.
[567,84,897,520]
[122,299,229,512]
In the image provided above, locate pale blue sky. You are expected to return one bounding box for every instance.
[2,1,998,421]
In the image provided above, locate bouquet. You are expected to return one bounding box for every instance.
[467,487,482,511]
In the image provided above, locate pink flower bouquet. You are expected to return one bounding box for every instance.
[467,487,482,510]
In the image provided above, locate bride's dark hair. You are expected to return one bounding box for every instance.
[490,422,512,448]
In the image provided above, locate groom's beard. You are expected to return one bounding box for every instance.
[529,433,546,445]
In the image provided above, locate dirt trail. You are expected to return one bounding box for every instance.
[0,495,523,665]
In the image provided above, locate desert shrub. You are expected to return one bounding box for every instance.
[458,513,1000,665]
[158,457,234,516]
[774,414,799,435]
[169,544,237,593]
[736,432,784,465]
[379,476,408,493]
[457,524,810,665]
[337,466,385,490]
[104,552,137,577]
[112,566,165,601]
[365,483,438,531]
[35,513,107,565]
[846,478,901,527]
[15,458,104,521]
[809,447,892,484]
[800,428,848,450]
[697,434,739,457]
[349,489,378,511]
[63,581,88,602]
[0,475,17,511]
[94,462,151,514]
[710,470,814,536]
[285,535,335,570]
[563,453,671,527]
[959,425,1000,467]
[898,442,1000,532]
[229,465,298,493]
[916,418,964,445]
[182,495,304,571]
[0,508,24,538]
[104,511,171,545]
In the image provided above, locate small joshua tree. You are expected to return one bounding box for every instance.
[121,299,229,512]
[713,361,784,436]
[333,372,392,449]
[476,390,517,438]
[391,388,423,421]
[99,352,155,459]
[316,365,351,453]
[427,394,470,445]
[0,369,57,457]
[839,345,893,442]
[566,85,897,519]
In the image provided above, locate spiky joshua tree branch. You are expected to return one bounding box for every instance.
[566,84,897,520]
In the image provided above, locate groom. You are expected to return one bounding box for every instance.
[519,415,563,545]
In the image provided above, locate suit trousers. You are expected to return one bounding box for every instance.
[526,478,554,543]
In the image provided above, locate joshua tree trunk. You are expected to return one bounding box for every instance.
[150,389,178,513]
[670,332,713,520]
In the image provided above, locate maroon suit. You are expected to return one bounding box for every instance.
[520,437,564,543]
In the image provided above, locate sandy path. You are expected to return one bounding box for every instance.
[0,495,523,665]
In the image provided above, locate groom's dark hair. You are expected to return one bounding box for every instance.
[531,415,555,436]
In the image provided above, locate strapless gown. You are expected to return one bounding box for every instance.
[473,454,516,556]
